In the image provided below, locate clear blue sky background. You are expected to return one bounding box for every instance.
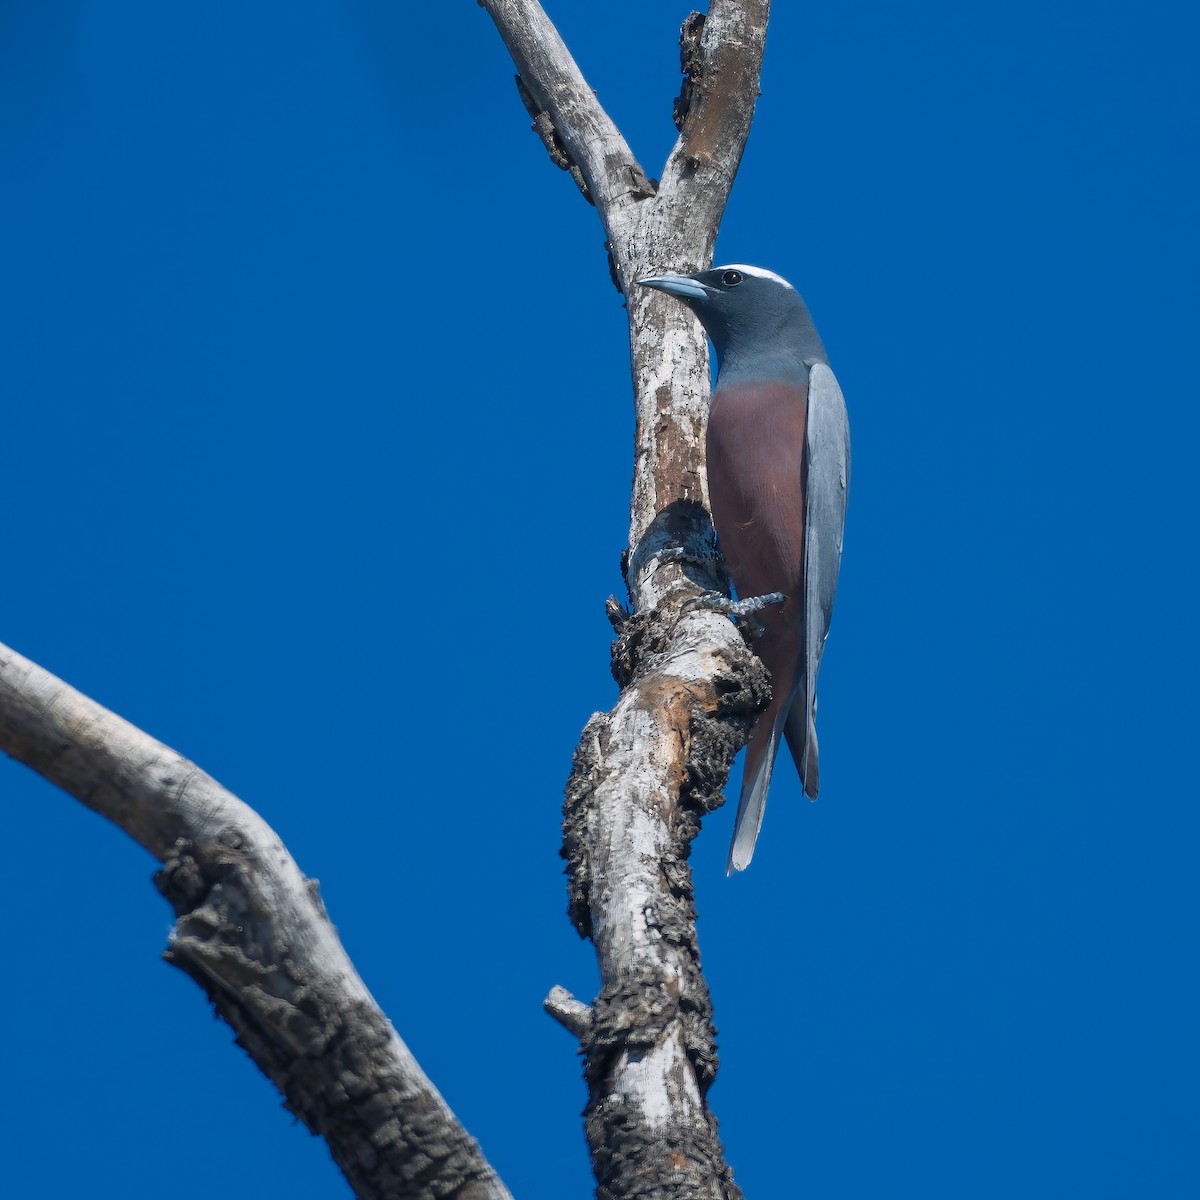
[2,2,1197,1196]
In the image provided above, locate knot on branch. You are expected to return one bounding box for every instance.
[584,965,721,1132]
[514,74,593,204]
[585,967,682,1078]
[155,839,332,1052]
[673,11,707,131]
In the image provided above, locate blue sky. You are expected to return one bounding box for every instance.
[2,2,1197,1196]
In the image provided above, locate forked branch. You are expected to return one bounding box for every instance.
[481,4,774,1198]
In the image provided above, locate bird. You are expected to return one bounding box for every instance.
[637,265,849,872]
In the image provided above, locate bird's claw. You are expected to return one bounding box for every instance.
[684,590,785,617]
[728,591,786,617]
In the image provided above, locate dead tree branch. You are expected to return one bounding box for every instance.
[0,640,512,1200]
[479,3,772,1197]
[1,5,775,1196]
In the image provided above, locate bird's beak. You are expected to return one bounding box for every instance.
[636,273,710,302]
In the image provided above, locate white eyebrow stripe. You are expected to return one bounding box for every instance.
[717,264,795,289]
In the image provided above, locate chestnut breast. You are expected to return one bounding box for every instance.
[705,379,809,615]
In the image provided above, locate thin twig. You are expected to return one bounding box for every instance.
[544,985,594,1038]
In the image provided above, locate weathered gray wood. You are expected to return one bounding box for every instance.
[480,4,773,1197]
[0,640,512,1200]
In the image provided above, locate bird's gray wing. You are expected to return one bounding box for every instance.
[795,361,850,795]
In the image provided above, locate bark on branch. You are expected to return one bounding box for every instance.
[481,0,656,223]
[0,641,511,1200]
[480,3,773,1197]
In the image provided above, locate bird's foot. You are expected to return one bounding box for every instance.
[684,590,785,617]
[728,591,786,618]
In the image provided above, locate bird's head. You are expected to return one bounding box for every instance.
[637,264,826,384]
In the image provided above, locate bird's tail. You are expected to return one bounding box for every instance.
[726,715,785,874]
[784,699,820,799]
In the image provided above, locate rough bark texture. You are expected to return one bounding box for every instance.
[562,593,769,1199]
[0,641,511,1200]
[480,4,773,1197]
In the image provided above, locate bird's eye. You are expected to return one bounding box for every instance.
[721,269,743,287]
